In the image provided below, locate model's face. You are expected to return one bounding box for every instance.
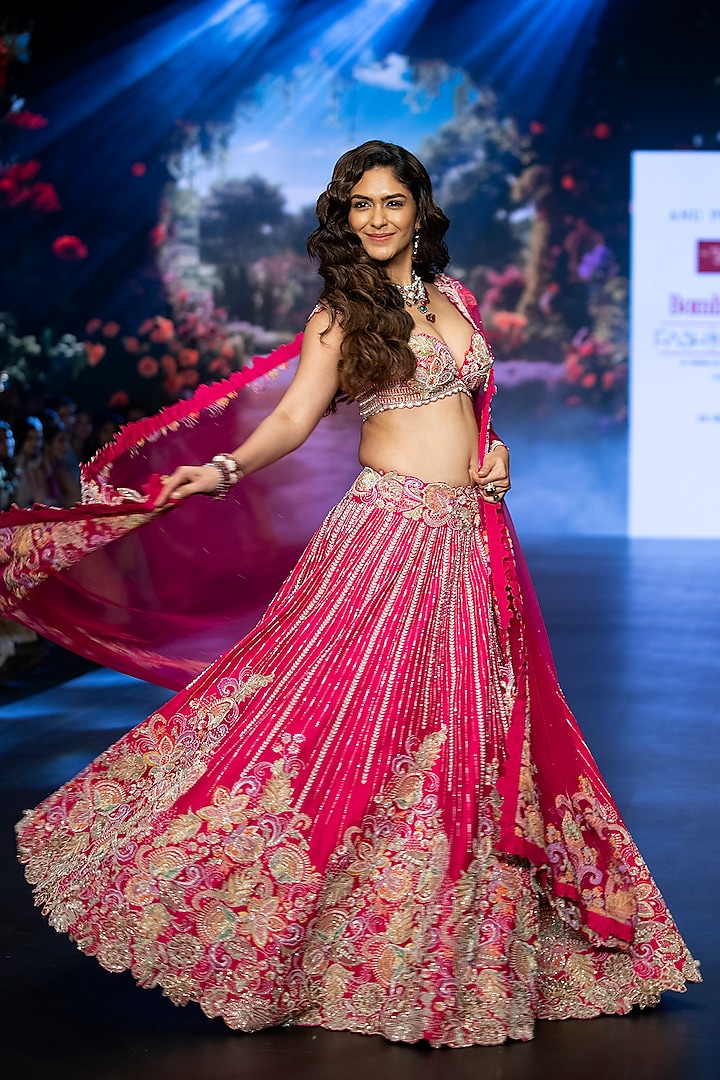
[348,167,418,274]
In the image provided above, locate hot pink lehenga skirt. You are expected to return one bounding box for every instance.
[15,468,699,1048]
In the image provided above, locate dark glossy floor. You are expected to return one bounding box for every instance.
[0,538,717,1080]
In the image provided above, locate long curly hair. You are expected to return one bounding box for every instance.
[307,141,450,400]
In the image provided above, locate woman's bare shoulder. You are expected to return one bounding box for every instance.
[305,304,343,347]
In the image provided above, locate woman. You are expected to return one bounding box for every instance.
[13,142,698,1048]
[11,415,47,508]
[40,409,81,509]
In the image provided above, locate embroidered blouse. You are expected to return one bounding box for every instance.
[308,274,494,423]
[356,328,493,421]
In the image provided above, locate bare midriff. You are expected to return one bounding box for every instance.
[358,391,479,487]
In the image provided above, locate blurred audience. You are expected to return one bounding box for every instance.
[1,391,139,510]
[0,420,17,511]
[0,394,136,686]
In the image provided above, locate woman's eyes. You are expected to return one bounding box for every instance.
[351,200,405,210]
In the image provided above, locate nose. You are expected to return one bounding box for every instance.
[370,204,388,229]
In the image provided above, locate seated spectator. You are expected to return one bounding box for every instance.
[83,410,124,460]
[40,410,81,508]
[46,394,77,435]
[12,416,47,508]
[72,409,95,463]
[0,421,17,511]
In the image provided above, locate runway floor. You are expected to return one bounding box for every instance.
[0,538,717,1080]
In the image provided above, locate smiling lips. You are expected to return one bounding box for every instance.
[366,232,393,242]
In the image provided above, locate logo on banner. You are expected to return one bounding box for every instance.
[697,241,720,272]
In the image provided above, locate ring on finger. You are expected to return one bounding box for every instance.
[485,481,497,495]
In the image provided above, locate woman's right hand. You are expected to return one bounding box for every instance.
[154,465,220,508]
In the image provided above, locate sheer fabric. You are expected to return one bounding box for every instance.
[0,336,360,689]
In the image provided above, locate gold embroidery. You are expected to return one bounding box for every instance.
[0,511,153,601]
[17,723,700,1048]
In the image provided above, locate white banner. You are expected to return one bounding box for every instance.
[629,151,720,537]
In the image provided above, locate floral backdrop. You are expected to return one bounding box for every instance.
[1,0,711,531]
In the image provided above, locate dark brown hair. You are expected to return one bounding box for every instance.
[307,141,450,400]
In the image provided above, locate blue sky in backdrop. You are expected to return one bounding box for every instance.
[185,55,466,209]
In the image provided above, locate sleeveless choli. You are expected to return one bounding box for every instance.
[356,320,493,420]
[4,276,699,1047]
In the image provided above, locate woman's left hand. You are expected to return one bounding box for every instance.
[471,446,510,504]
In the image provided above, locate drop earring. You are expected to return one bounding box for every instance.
[412,230,419,259]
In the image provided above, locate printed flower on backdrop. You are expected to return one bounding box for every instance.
[564,353,583,382]
[122,336,140,353]
[163,373,183,396]
[493,310,528,331]
[84,342,106,366]
[481,266,526,313]
[29,182,61,212]
[160,354,177,376]
[538,281,560,315]
[208,357,231,377]
[3,160,41,184]
[150,316,174,344]
[137,356,159,378]
[0,161,57,210]
[102,321,121,338]
[108,390,129,409]
[5,109,48,129]
[85,318,102,335]
[181,369,199,390]
[131,162,147,177]
[149,223,167,247]
[177,347,199,368]
[489,309,528,351]
[52,235,89,260]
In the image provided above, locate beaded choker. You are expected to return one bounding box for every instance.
[394,270,436,323]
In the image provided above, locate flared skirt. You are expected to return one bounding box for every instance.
[16,468,699,1047]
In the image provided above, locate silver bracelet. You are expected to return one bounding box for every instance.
[488,439,507,454]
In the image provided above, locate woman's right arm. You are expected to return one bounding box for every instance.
[155,310,342,507]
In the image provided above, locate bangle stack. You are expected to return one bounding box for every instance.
[488,439,507,454]
[204,452,244,499]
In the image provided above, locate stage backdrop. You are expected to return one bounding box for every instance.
[629,151,720,538]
